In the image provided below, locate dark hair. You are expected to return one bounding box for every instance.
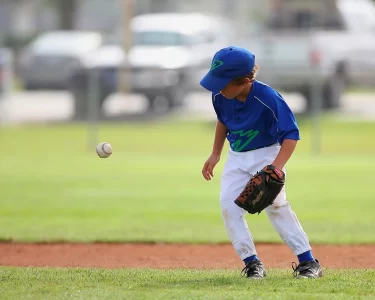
[232,64,260,85]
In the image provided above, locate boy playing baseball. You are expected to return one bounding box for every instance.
[200,46,323,279]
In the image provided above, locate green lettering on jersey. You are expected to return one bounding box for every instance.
[231,129,260,152]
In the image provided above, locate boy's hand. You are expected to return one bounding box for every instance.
[202,154,220,181]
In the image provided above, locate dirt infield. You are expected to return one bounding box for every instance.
[1,243,374,269]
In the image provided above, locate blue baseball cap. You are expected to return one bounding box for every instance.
[200,46,255,93]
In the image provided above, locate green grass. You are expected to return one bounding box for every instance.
[0,116,375,244]
[0,267,374,299]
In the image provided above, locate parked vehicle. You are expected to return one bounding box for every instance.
[245,0,375,110]
[68,13,239,120]
[18,31,103,90]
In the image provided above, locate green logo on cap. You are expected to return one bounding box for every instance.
[210,59,224,70]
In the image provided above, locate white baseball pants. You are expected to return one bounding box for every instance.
[220,144,311,260]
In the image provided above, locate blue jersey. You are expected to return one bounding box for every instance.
[212,80,300,152]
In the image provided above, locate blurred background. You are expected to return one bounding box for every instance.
[0,0,375,244]
[0,0,375,125]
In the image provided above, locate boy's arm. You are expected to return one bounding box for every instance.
[271,139,297,170]
[268,90,300,170]
[212,120,228,156]
[202,120,228,181]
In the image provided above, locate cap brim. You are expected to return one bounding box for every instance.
[200,71,232,93]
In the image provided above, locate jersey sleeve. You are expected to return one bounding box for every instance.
[212,93,224,124]
[270,90,300,144]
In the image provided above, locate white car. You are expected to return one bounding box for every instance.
[69,13,240,119]
[19,31,103,90]
[245,0,375,110]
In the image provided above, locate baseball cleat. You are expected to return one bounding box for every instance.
[241,260,267,279]
[292,259,323,278]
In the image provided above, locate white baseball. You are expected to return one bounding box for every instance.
[96,142,112,158]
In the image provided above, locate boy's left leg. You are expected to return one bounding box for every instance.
[250,145,322,278]
[264,189,323,278]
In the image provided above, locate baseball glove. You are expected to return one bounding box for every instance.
[234,165,285,214]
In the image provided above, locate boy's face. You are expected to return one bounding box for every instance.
[220,78,250,100]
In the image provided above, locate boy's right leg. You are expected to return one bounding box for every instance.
[220,152,265,278]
